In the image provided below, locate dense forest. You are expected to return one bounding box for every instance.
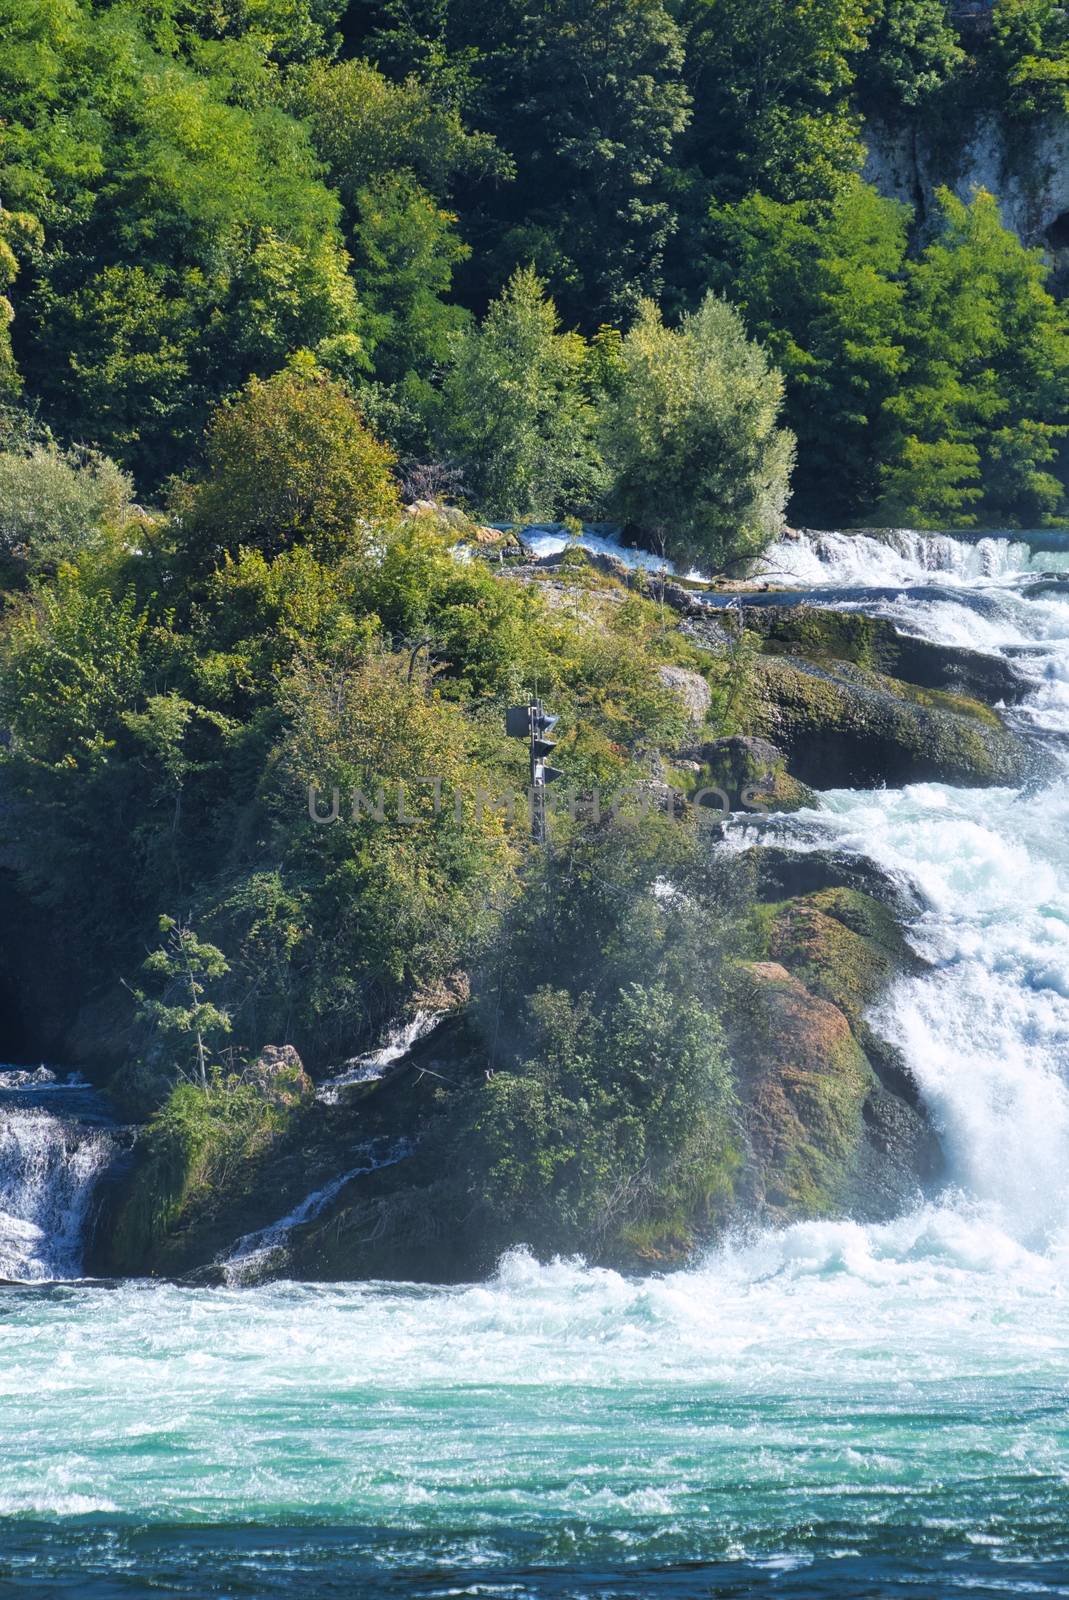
[0,0,1067,1271]
[3,0,1069,532]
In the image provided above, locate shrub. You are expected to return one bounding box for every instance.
[180,366,400,563]
[0,437,133,566]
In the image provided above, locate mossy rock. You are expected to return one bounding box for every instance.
[744,604,1025,705]
[682,734,816,815]
[733,961,876,1217]
[103,1069,318,1275]
[762,887,921,1027]
[751,653,1037,788]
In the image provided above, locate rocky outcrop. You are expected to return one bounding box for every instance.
[657,664,712,726]
[680,734,816,814]
[245,1044,314,1107]
[731,879,942,1222]
[743,604,1026,705]
[751,653,1036,788]
[735,961,876,1216]
[764,887,924,1028]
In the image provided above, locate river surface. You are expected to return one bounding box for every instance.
[2,528,1069,1598]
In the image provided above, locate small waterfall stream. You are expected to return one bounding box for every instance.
[0,1068,118,1280]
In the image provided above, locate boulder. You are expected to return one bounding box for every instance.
[734,961,875,1216]
[742,843,922,911]
[657,664,712,726]
[743,603,1026,704]
[245,1044,314,1108]
[681,734,815,814]
[751,653,1038,788]
[764,886,923,1027]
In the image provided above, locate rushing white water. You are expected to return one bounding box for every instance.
[0,1073,116,1280]
[729,526,1069,1249]
[522,523,700,575]
[317,1010,443,1102]
[757,526,1069,589]
[220,1138,414,1285]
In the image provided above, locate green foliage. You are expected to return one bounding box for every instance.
[991,0,1069,115]
[435,267,605,520]
[179,366,400,563]
[109,1072,295,1271]
[442,818,747,1259]
[857,0,965,112]
[484,0,691,321]
[350,176,472,386]
[1,0,361,478]
[879,189,1069,526]
[0,434,134,568]
[709,179,908,521]
[683,0,872,204]
[135,915,232,1085]
[599,294,795,568]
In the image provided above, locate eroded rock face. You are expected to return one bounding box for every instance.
[730,877,943,1224]
[765,887,923,1028]
[865,111,1069,251]
[751,653,1037,788]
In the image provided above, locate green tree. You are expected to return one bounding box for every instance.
[135,915,231,1085]
[180,365,400,563]
[1,0,362,480]
[484,0,691,321]
[990,0,1069,116]
[709,178,908,521]
[435,267,605,520]
[600,294,795,569]
[0,434,134,567]
[856,0,965,113]
[349,176,472,386]
[682,0,872,204]
[879,188,1069,526]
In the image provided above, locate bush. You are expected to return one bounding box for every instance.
[180,366,400,563]
[0,437,133,567]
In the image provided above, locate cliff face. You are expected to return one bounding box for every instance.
[864,113,1069,263]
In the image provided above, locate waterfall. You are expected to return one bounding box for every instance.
[219,1138,413,1285]
[317,1010,443,1103]
[755,526,1069,589]
[736,525,1069,1248]
[0,1070,118,1281]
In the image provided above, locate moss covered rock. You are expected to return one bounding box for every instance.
[743,603,1025,705]
[734,961,876,1217]
[103,1068,314,1275]
[752,653,1036,788]
[682,734,816,814]
[763,886,922,1027]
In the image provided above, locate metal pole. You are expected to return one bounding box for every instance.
[530,700,546,844]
